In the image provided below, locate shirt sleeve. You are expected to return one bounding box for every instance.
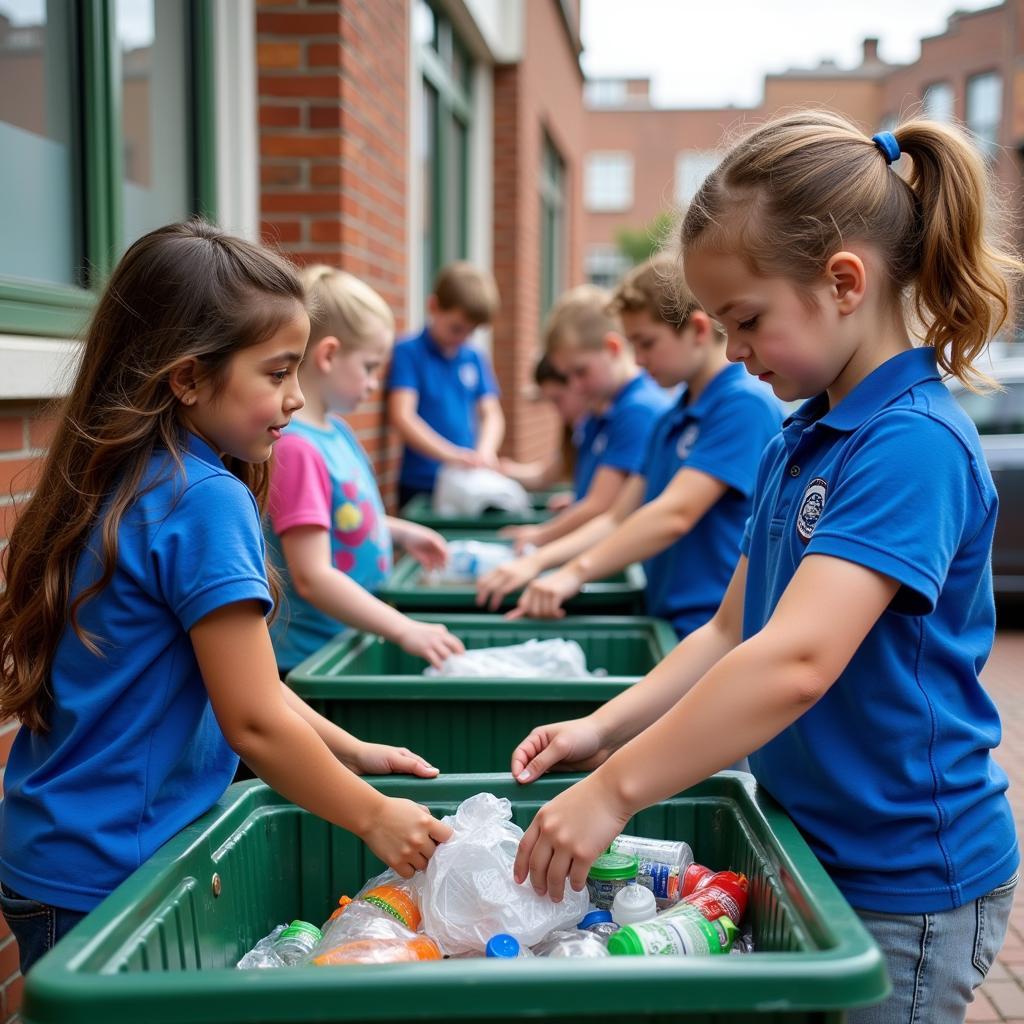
[598,401,660,476]
[685,395,782,497]
[803,410,992,615]
[267,434,332,534]
[387,340,420,393]
[151,473,273,630]
[475,351,500,399]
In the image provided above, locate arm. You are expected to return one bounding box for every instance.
[514,554,899,898]
[388,389,481,468]
[499,453,564,490]
[386,517,448,571]
[192,602,453,875]
[511,469,727,619]
[281,525,463,668]
[475,395,505,465]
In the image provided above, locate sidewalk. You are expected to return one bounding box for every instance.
[970,630,1024,1022]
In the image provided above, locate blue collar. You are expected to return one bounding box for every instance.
[785,347,941,434]
[665,361,747,427]
[422,326,459,361]
[184,431,226,467]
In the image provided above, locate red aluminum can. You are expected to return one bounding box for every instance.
[680,871,749,926]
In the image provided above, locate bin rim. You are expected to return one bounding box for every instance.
[23,773,889,1024]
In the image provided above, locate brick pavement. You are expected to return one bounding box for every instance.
[969,626,1024,1022]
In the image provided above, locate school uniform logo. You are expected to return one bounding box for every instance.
[591,432,608,456]
[796,477,828,542]
[676,424,700,461]
[458,363,479,391]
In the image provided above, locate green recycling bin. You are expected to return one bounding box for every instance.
[21,773,889,1024]
[378,531,646,614]
[285,615,677,772]
[398,490,557,530]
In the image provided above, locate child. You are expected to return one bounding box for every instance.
[498,353,596,512]
[502,285,672,552]
[266,265,464,674]
[0,222,452,977]
[477,256,782,634]
[387,261,505,507]
[509,114,1019,1024]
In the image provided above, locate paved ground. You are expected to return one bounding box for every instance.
[969,611,1024,1022]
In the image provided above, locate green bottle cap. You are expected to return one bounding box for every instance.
[280,920,322,942]
[588,852,639,881]
[607,925,645,956]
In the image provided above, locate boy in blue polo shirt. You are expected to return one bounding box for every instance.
[477,256,781,630]
[507,114,1019,1023]
[387,262,504,508]
[501,284,672,552]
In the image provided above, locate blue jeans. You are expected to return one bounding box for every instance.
[851,871,1018,1023]
[0,882,87,976]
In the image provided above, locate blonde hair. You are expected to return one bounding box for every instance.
[610,254,700,331]
[300,264,395,351]
[544,284,621,354]
[433,261,500,324]
[680,110,1023,387]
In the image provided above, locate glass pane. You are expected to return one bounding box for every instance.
[445,115,468,260]
[117,0,192,248]
[0,0,78,285]
[413,0,436,50]
[965,72,1001,159]
[923,82,954,122]
[420,81,438,301]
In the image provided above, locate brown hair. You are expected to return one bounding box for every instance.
[301,264,395,351]
[610,253,700,331]
[544,284,622,355]
[680,110,1022,386]
[0,220,305,732]
[432,261,500,324]
[533,352,567,387]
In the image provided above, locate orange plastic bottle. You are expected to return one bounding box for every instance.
[312,936,441,965]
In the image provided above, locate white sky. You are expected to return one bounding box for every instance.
[581,0,999,108]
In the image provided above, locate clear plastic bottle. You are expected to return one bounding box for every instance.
[272,920,322,965]
[485,933,534,958]
[577,909,620,941]
[611,884,657,926]
[608,834,694,908]
[533,930,610,958]
[236,925,287,969]
[312,935,442,965]
[313,883,423,959]
[608,905,738,957]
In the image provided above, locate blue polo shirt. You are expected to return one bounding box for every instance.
[0,434,272,912]
[388,327,499,492]
[641,363,782,637]
[742,347,1017,913]
[573,374,672,498]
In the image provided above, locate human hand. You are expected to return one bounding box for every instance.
[361,796,453,879]
[351,741,439,778]
[447,447,485,470]
[401,524,448,571]
[546,490,572,512]
[398,619,464,669]
[476,449,501,470]
[511,715,611,783]
[506,566,583,621]
[513,774,632,902]
[498,524,544,555]
[475,554,541,611]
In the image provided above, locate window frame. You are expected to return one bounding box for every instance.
[539,131,565,322]
[0,0,217,338]
[584,150,633,212]
[964,69,1002,160]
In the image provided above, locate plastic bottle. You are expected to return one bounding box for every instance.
[533,930,610,958]
[607,905,738,957]
[611,883,657,926]
[236,925,287,969]
[484,933,534,958]
[313,884,422,958]
[577,909,620,940]
[608,834,694,907]
[586,852,638,910]
[272,920,323,965]
[312,935,442,965]
[681,862,715,897]
[680,871,749,927]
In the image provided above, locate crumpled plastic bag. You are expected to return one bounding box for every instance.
[433,466,530,517]
[424,638,602,679]
[415,793,588,955]
[423,540,516,584]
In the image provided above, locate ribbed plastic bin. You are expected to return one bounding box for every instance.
[379,532,646,614]
[22,774,889,1024]
[399,491,555,530]
[285,615,676,771]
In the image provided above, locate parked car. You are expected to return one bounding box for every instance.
[950,358,1024,596]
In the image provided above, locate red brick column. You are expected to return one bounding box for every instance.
[257,0,410,507]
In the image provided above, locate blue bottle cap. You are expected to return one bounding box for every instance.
[578,910,614,930]
[485,933,521,958]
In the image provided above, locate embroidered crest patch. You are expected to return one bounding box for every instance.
[796,477,828,542]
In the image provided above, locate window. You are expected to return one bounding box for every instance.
[922,81,954,123]
[585,79,626,108]
[0,0,215,337]
[416,1,472,302]
[539,134,565,321]
[957,380,1024,435]
[585,244,629,290]
[675,151,720,205]
[965,71,1002,159]
[585,152,632,212]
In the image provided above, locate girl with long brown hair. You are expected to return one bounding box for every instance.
[0,221,450,975]
[508,113,1020,1022]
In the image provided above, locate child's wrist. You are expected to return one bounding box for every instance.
[349,785,389,838]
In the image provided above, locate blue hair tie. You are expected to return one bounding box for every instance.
[872,131,901,165]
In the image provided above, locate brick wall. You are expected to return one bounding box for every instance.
[257,0,409,508]
[0,401,58,1021]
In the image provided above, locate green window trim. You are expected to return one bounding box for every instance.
[0,0,218,339]
[540,132,566,322]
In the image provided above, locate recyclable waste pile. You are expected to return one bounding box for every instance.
[423,639,605,679]
[423,540,517,584]
[237,793,754,969]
